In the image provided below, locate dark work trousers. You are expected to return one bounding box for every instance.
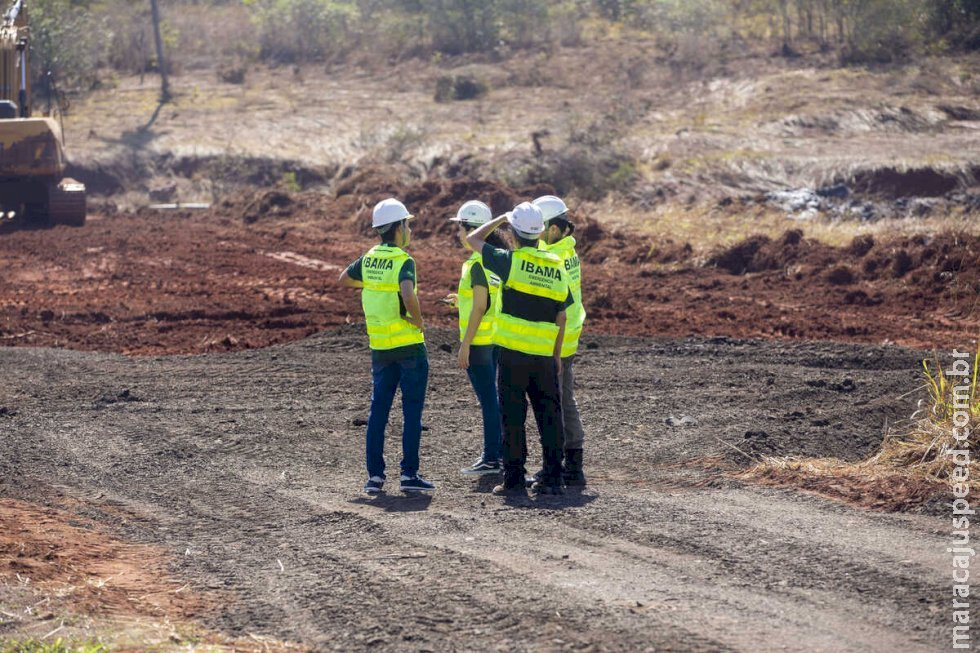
[560,355,586,450]
[496,347,564,488]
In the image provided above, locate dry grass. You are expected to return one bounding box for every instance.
[594,197,980,252]
[876,349,980,479]
[744,347,980,511]
[63,41,980,242]
[744,458,949,512]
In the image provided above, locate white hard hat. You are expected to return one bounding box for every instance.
[507,202,545,237]
[450,200,492,226]
[372,198,414,229]
[532,195,569,223]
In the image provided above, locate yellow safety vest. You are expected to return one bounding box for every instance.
[360,245,425,351]
[542,236,585,357]
[494,247,569,357]
[457,253,500,346]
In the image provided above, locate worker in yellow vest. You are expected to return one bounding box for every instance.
[466,202,572,496]
[445,200,506,476]
[534,195,587,487]
[339,198,435,494]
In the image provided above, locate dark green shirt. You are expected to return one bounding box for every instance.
[480,244,513,285]
[469,260,488,289]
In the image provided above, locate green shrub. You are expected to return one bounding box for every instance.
[434,75,455,102]
[247,0,357,63]
[29,0,106,92]
[0,639,105,653]
[424,0,499,55]
[382,124,429,163]
[624,0,726,35]
[24,0,980,94]
[840,0,927,63]
[521,142,636,201]
[280,171,300,192]
[217,62,247,84]
[926,0,980,51]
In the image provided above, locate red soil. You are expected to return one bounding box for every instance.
[0,497,209,620]
[0,175,977,355]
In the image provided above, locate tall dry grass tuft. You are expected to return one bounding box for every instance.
[869,347,980,481]
[743,346,980,510]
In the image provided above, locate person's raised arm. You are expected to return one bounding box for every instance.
[400,279,424,331]
[466,214,508,253]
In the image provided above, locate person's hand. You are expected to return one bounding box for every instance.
[458,344,470,370]
[440,293,458,308]
[555,355,563,377]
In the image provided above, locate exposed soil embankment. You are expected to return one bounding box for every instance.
[67,154,336,206]
[848,165,976,199]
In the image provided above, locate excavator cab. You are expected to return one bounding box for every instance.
[0,0,85,227]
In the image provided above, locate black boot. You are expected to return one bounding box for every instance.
[531,447,564,494]
[562,448,586,487]
[496,463,528,496]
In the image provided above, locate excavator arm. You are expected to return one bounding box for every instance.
[0,0,85,228]
[1,0,29,115]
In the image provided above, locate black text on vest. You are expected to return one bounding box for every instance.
[365,257,394,270]
[520,259,562,280]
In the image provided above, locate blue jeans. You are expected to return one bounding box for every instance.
[466,345,502,462]
[365,353,429,479]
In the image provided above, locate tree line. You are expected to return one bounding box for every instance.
[27,0,980,93]
[249,0,980,62]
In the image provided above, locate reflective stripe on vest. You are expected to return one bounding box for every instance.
[457,253,500,346]
[360,245,424,351]
[543,236,585,357]
[494,247,567,357]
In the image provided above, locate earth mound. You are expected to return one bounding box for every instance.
[0,169,977,355]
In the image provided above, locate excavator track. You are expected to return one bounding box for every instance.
[47,178,86,226]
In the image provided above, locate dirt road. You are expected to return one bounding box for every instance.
[0,329,946,651]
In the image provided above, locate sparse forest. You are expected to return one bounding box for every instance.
[28,0,980,92]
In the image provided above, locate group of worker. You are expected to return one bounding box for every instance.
[339,194,587,497]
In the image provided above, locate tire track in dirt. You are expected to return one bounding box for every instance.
[28,464,727,651]
[263,481,944,653]
[0,331,943,651]
[182,447,945,653]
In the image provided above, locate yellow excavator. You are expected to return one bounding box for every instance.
[0,0,85,227]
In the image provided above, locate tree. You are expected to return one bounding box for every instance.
[424,0,499,54]
[149,0,170,102]
[927,0,980,50]
[29,0,103,92]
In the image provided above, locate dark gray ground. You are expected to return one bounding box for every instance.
[0,328,949,652]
